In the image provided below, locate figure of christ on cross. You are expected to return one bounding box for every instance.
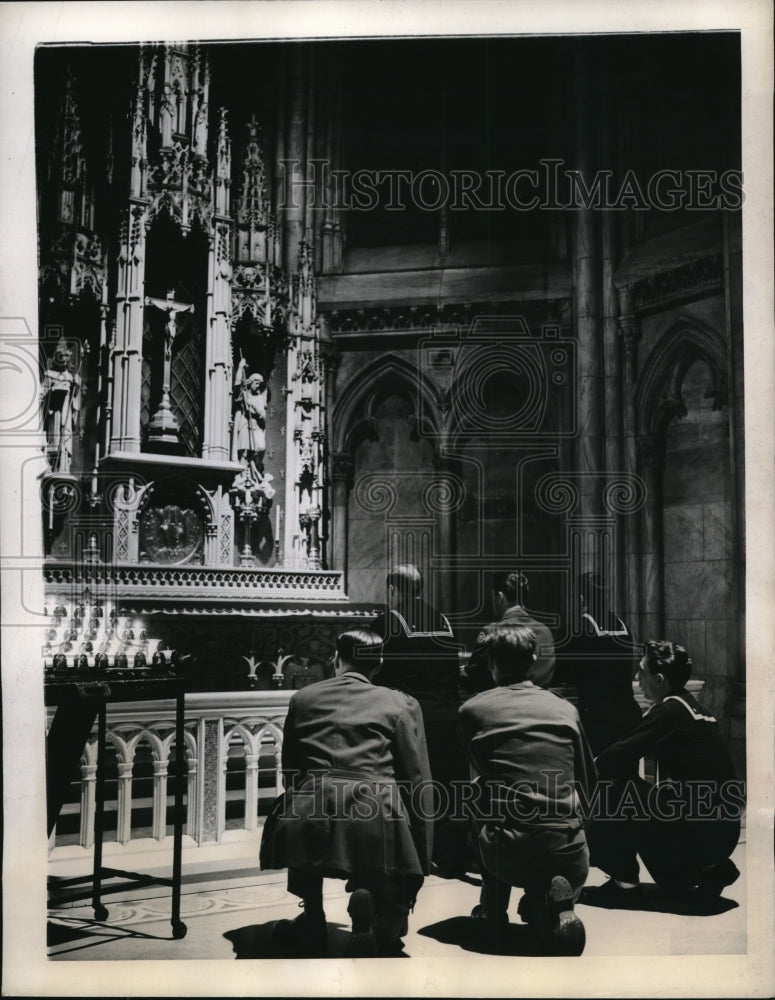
[144,290,195,441]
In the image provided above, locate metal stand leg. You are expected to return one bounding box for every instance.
[171,690,187,939]
[92,701,109,921]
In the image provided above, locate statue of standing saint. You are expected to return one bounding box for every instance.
[41,341,81,473]
[232,358,267,478]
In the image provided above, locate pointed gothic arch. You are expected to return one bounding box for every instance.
[635,318,727,438]
[631,316,734,677]
[332,352,445,455]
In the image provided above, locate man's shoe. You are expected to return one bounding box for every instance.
[695,858,740,902]
[517,891,544,927]
[375,935,407,958]
[346,889,377,957]
[470,902,509,949]
[272,908,328,957]
[545,876,585,957]
[580,877,647,910]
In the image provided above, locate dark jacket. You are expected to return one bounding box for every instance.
[373,600,462,723]
[458,681,597,830]
[260,672,433,879]
[596,689,738,794]
[558,611,642,755]
[461,604,556,696]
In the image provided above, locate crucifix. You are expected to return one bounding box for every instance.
[144,290,195,447]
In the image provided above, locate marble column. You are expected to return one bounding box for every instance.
[116,761,134,845]
[217,740,230,842]
[202,220,234,461]
[273,46,287,221]
[186,757,199,843]
[110,204,147,452]
[331,453,353,587]
[79,762,97,849]
[723,209,745,770]
[244,753,259,832]
[273,743,283,796]
[637,433,665,641]
[618,287,643,636]
[284,45,307,274]
[152,759,169,841]
[601,85,624,606]
[304,46,316,241]
[573,42,604,546]
[321,50,336,273]
[431,456,457,615]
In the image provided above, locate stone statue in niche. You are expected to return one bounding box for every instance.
[41,340,81,473]
[231,357,275,504]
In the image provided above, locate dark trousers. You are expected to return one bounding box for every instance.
[474,823,589,916]
[287,867,423,944]
[424,718,472,870]
[588,776,741,888]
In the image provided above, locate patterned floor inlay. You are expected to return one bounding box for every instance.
[48,879,353,929]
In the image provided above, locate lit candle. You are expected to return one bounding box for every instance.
[91,467,98,497]
[265,266,272,328]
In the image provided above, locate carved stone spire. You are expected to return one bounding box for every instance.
[214,107,231,218]
[236,116,269,245]
[130,62,148,199]
[40,63,103,304]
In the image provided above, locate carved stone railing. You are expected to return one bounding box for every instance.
[47,680,705,873]
[47,690,292,862]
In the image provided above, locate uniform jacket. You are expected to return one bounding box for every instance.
[596,689,738,794]
[462,604,556,696]
[458,681,597,830]
[373,599,462,723]
[259,671,434,879]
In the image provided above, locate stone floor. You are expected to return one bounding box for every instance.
[47,840,746,963]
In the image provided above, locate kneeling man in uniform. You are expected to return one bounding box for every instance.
[260,627,433,957]
[459,626,596,955]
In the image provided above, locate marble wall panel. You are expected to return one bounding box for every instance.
[641,612,662,644]
[703,501,733,561]
[662,445,730,505]
[704,617,737,679]
[347,516,389,604]
[663,617,708,674]
[698,675,733,723]
[663,505,704,563]
[664,558,733,621]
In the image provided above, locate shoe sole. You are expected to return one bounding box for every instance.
[348,889,374,933]
[547,876,585,956]
[696,861,741,901]
[347,890,377,957]
[272,919,328,957]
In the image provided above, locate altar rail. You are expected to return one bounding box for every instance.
[48,690,292,853]
[46,682,703,862]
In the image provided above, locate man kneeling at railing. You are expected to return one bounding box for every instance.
[259,627,434,958]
